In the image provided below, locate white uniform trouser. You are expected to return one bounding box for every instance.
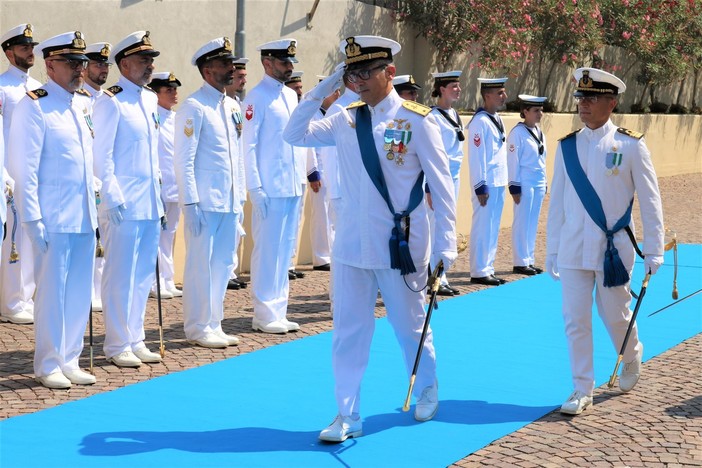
[156,202,181,291]
[559,267,642,395]
[469,185,505,277]
[230,207,244,280]
[332,262,436,417]
[308,182,333,266]
[290,184,306,269]
[101,219,159,358]
[33,233,94,377]
[183,211,237,340]
[511,184,546,267]
[92,256,104,304]
[1,215,35,318]
[251,196,301,323]
[430,177,461,285]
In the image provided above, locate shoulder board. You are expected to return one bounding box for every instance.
[558,129,581,141]
[76,88,91,97]
[103,89,114,98]
[107,85,123,96]
[346,101,366,110]
[617,127,644,139]
[402,100,431,117]
[27,88,48,100]
[143,86,156,94]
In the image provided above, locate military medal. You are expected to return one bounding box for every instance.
[605,151,622,176]
[152,112,160,130]
[84,112,94,138]
[232,109,243,137]
[386,151,395,161]
[612,167,619,175]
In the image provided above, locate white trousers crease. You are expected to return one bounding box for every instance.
[511,184,546,266]
[157,201,181,290]
[1,215,35,317]
[469,185,505,277]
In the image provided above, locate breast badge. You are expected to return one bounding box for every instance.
[245,104,254,121]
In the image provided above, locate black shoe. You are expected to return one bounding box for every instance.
[292,269,305,279]
[471,275,501,286]
[530,265,544,274]
[313,263,331,271]
[513,266,537,276]
[447,285,460,295]
[437,285,454,296]
[227,279,241,290]
[288,270,297,280]
[234,278,248,288]
[495,276,507,284]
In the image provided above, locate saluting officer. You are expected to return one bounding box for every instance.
[547,68,664,415]
[0,23,42,325]
[93,31,164,368]
[243,39,305,334]
[9,31,98,389]
[174,37,244,348]
[284,35,457,442]
[466,77,509,286]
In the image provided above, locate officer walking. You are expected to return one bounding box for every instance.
[174,37,244,348]
[9,31,98,388]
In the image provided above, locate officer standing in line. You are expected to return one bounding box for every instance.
[9,31,98,389]
[150,71,182,300]
[175,37,244,349]
[225,57,249,291]
[93,31,164,367]
[243,39,304,334]
[392,74,421,101]
[547,68,664,415]
[507,94,548,276]
[83,41,112,313]
[466,77,509,286]
[0,23,42,325]
[284,35,457,442]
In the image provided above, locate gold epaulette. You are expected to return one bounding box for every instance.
[402,100,431,117]
[106,85,123,96]
[346,101,366,110]
[27,88,48,100]
[103,89,114,97]
[76,88,91,97]
[144,85,156,94]
[617,127,644,139]
[558,128,582,141]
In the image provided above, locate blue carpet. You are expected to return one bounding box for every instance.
[1,245,700,467]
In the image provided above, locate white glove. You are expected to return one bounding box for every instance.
[24,220,48,254]
[644,255,663,275]
[93,176,103,192]
[249,188,269,220]
[437,250,457,272]
[546,253,559,281]
[184,203,206,237]
[307,65,345,101]
[106,204,125,226]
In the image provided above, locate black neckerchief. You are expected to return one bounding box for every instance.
[476,107,505,142]
[518,122,544,155]
[432,106,465,141]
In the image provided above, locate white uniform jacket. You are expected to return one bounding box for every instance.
[321,88,359,200]
[0,65,42,159]
[547,120,664,271]
[8,79,97,233]
[507,122,547,189]
[158,105,179,204]
[466,111,508,193]
[284,89,457,269]
[0,111,6,225]
[431,106,464,179]
[243,74,304,197]
[92,76,163,220]
[175,82,245,212]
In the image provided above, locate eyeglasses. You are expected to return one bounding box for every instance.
[345,64,387,83]
[49,58,88,70]
[574,95,613,104]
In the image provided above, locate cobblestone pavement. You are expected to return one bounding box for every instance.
[1,173,700,466]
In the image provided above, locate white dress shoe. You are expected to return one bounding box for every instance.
[252,318,288,334]
[133,347,162,363]
[63,369,96,385]
[319,414,362,442]
[107,351,142,368]
[91,300,103,312]
[188,333,228,348]
[214,330,240,346]
[0,310,34,324]
[149,289,174,299]
[560,390,593,415]
[168,287,183,298]
[280,318,300,332]
[414,384,439,421]
[35,371,72,389]
[620,344,643,392]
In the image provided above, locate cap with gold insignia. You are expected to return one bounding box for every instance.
[35,31,88,61]
[1,23,39,51]
[191,37,236,67]
[573,67,626,96]
[393,74,421,92]
[518,94,547,106]
[150,71,181,88]
[234,57,249,70]
[339,35,401,69]
[285,71,303,85]
[478,77,508,89]
[85,42,112,63]
[110,31,160,65]
[432,70,462,84]
[257,38,298,63]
